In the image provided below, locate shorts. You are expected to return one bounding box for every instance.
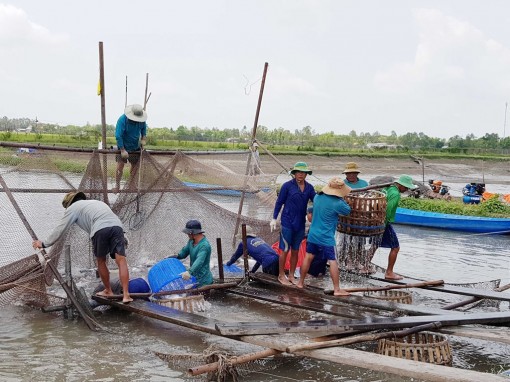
[92,226,126,259]
[305,241,336,261]
[115,150,140,165]
[380,224,399,249]
[262,260,279,276]
[279,226,305,252]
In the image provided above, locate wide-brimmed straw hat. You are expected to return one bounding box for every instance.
[290,161,312,175]
[395,174,417,190]
[62,191,86,208]
[322,177,351,198]
[182,220,204,234]
[236,225,257,239]
[343,162,361,174]
[124,104,147,122]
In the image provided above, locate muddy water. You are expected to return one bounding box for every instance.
[1,170,510,381]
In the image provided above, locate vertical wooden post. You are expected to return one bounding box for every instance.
[98,41,109,204]
[64,245,74,319]
[216,238,224,281]
[143,73,149,110]
[241,224,249,278]
[233,62,269,246]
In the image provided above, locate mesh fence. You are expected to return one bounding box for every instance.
[0,147,279,307]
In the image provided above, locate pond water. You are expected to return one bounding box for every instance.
[1,171,510,381]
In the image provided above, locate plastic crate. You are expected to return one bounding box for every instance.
[148,258,196,292]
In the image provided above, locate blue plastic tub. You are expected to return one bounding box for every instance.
[148,258,197,292]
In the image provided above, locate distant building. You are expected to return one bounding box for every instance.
[16,126,33,133]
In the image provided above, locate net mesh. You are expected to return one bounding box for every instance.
[0,147,279,307]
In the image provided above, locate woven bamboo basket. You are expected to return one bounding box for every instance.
[363,290,413,304]
[338,191,387,236]
[151,294,205,313]
[377,331,452,365]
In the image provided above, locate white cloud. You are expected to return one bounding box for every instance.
[0,4,68,46]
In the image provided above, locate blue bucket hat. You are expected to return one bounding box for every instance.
[182,219,204,234]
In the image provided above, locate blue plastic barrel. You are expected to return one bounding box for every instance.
[148,258,196,292]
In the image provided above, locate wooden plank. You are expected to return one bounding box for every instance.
[369,272,510,301]
[438,326,510,345]
[241,334,509,382]
[227,286,368,319]
[249,272,461,316]
[92,296,221,334]
[215,311,510,336]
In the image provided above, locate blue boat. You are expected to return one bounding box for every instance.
[394,207,510,234]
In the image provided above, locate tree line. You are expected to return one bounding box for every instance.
[2,116,510,154]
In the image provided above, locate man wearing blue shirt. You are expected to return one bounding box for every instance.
[114,104,147,191]
[226,225,279,275]
[271,162,315,285]
[297,177,351,296]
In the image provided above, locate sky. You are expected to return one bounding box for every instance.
[2,1,510,139]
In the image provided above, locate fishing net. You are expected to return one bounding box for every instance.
[0,146,279,308]
[155,345,291,381]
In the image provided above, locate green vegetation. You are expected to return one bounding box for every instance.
[399,196,510,218]
[2,116,510,159]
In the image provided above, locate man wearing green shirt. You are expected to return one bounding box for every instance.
[376,174,416,280]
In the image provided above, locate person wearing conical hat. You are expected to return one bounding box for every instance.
[342,162,369,189]
[270,162,316,285]
[297,177,352,296]
[32,191,133,303]
[114,104,148,192]
[368,175,417,280]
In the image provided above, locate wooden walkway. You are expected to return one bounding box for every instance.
[91,280,510,382]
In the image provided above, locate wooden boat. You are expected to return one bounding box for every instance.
[394,207,510,234]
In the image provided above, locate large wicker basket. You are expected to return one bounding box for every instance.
[151,294,205,313]
[377,331,452,365]
[364,290,413,304]
[338,191,387,236]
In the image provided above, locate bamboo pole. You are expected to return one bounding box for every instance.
[286,322,442,353]
[188,348,280,376]
[340,280,444,293]
[98,41,109,205]
[0,175,102,331]
[442,282,510,310]
[97,281,239,300]
[233,62,269,246]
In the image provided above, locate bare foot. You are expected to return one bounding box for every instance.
[296,282,304,289]
[385,272,403,280]
[278,275,293,286]
[358,265,376,275]
[288,277,299,285]
[333,290,350,297]
[122,297,133,304]
[96,289,114,297]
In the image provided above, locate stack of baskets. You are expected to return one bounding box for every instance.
[338,191,387,237]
